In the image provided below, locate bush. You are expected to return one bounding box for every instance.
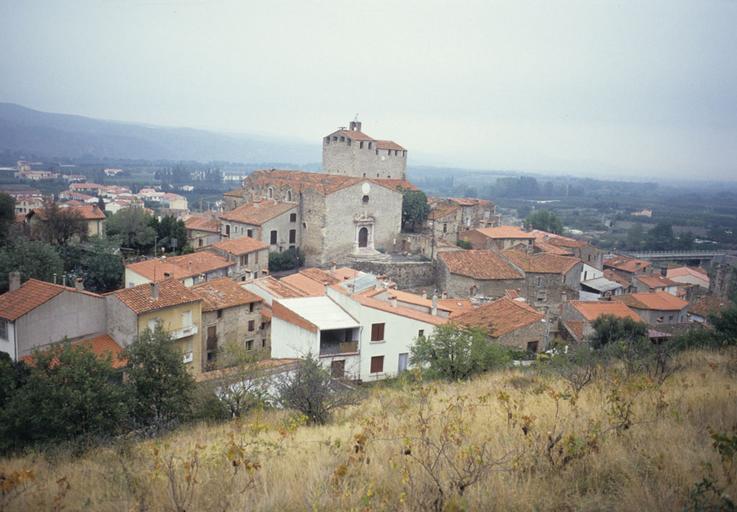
[590,315,648,348]
[456,239,472,250]
[410,324,512,380]
[268,248,304,272]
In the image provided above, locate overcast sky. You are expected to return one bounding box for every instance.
[1,0,736,179]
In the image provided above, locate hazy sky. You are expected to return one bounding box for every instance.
[1,0,736,179]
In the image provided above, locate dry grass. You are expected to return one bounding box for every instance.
[2,348,737,511]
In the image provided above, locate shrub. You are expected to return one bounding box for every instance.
[590,314,648,348]
[268,248,304,272]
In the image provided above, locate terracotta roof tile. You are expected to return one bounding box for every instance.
[667,266,709,282]
[603,269,632,287]
[211,236,268,255]
[502,249,581,274]
[244,169,410,196]
[635,274,678,289]
[21,334,127,369]
[254,276,308,299]
[0,279,101,321]
[455,297,544,337]
[371,178,417,191]
[688,295,732,318]
[439,250,524,280]
[474,226,535,240]
[126,252,232,282]
[569,300,641,322]
[429,204,460,221]
[191,277,262,311]
[219,199,296,225]
[375,140,405,151]
[437,298,475,317]
[184,214,220,233]
[113,279,201,315]
[280,268,340,297]
[614,291,689,311]
[604,255,652,274]
[354,294,448,326]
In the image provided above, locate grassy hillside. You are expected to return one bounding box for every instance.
[2,349,736,511]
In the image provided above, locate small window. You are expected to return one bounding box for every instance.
[368,142,372,149]
[536,276,543,287]
[302,222,307,229]
[225,224,230,237]
[216,309,222,319]
[418,329,424,339]
[371,323,385,342]
[370,355,384,374]
[267,187,273,199]
[324,137,330,144]
[0,319,7,340]
[360,141,364,149]
[287,190,293,201]
[270,230,277,244]
[249,303,255,313]
[262,339,267,348]
[247,229,253,238]
[240,254,249,266]
[332,136,337,141]
[362,195,369,204]
[527,341,539,353]
[289,229,296,243]
[246,339,254,350]
[290,213,297,222]
[340,136,345,142]
[248,320,255,331]
[443,223,447,233]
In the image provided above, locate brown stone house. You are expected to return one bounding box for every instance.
[207,236,269,281]
[184,213,221,248]
[455,296,546,352]
[613,292,689,325]
[191,278,266,369]
[219,199,299,253]
[560,300,643,344]
[460,226,535,251]
[437,250,524,299]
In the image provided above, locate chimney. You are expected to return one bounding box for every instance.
[163,272,172,279]
[150,282,159,300]
[442,291,448,300]
[431,292,438,316]
[74,277,84,291]
[390,296,397,308]
[349,119,362,132]
[421,290,427,299]
[9,271,21,292]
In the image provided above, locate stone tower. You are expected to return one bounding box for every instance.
[322,118,407,180]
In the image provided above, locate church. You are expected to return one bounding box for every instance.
[222,119,413,266]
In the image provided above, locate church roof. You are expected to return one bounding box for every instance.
[245,169,409,196]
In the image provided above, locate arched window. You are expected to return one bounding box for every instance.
[286,190,292,202]
[267,187,273,199]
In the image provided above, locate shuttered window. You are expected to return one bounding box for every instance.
[370,355,384,374]
[370,323,385,342]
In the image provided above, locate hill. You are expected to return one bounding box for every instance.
[0,103,319,164]
[2,349,735,511]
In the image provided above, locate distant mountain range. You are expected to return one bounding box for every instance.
[0,103,319,164]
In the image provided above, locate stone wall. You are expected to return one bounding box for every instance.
[323,138,406,179]
[349,259,436,290]
[436,259,525,299]
[495,320,547,352]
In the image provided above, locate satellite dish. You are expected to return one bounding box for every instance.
[361,182,371,195]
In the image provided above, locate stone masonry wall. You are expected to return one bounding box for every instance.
[323,138,406,179]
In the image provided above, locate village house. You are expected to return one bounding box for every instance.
[184,213,221,248]
[667,266,710,290]
[231,170,405,266]
[106,279,204,373]
[603,255,653,283]
[0,273,107,361]
[460,226,536,251]
[580,276,625,300]
[219,199,299,253]
[190,278,266,369]
[27,204,106,238]
[455,296,547,352]
[427,202,462,244]
[559,300,643,344]
[501,249,582,311]
[125,252,233,288]
[530,230,603,269]
[614,292,689,325]
[437,250,525,299]
[207,236,269,281]
[687,295,732,324]
[633,274,679,295]
[280,267,342,297]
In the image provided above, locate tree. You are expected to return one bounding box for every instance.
[709,306,737,346]
[106,208,156,254]
[645,223,675,251]
[78,236,124,292]
[211,340,269,418]
[589,315,648,349]
[268,247,304,272]
[402,190,430,232]
[124,326,195,429]
[36,199,86,245]
[276,354,360,424]
[625,223,645,250]
[410,324,511,380]
[153,215,189,254]
[0,192,15,244]
[0,342,128,452]
[524,209,563,234]
[0,238,64,292]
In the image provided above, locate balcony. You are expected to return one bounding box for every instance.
[319,340,359,356]
[170,324,198,340]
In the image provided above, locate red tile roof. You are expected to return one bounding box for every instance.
[604,255,652,274]
[688,295,732,318]
[614,292,688,311]
[280,268,340,297]
[0,279,101,321]
[184,214,220,233]
[219,199,296,225]
[354,294,448,326]
[502,249,581,274]
[474,226,535,240]
[326,128,406,150]
[211,236,268,255]
[568,300,641,322]
[113,279,201,315]
[429,204,460,221]
[191,278,262,311]
[439,250,524,280]
[371,178,418,191]
[603,269,632,287]
[635,274,678,289]
[253,276,308,299]
[244,169,410,196]
[126,252,232,282]
[455,297,543,337]
[667,266,709,282]
[21,334,127,369]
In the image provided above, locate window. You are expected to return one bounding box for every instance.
[289,229,296,244]
[370,355,384,374]
[527,341,539,353]
[240,254,249,266]
[262,339,267,348]
[198,238,203,248]
[418,329,424,339]
[247,229,253,238]
[246,339,254,350]
[536,276,543,287]
[371,323,385,342]
[216,309,222,319]
[287,190,293,201]
[359,141,364,149]
[368,142,372,149]
[668,315,673,321]
[225,224,230,237]
[340,136,345,142]
[325,137,330,144]
[0,319,7,340]
[248,320,255,332]
[290,213,297,222]
[267,187,274,199]
[536,291,547,303]
[443,223,447,233]
[270,230,278,244]
[362,195,369,204]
